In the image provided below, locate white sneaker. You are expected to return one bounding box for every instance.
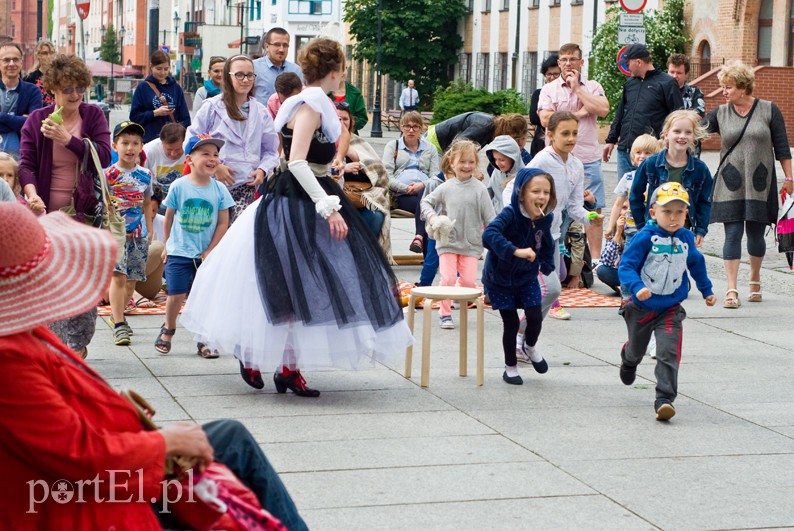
[439,315,455,329]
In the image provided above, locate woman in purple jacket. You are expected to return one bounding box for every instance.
[18,54,111,358]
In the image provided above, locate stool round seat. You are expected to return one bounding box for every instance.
[410,286,482,300]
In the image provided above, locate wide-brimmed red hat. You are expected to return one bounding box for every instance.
[0,204,117,336]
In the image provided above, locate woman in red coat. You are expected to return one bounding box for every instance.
[0,203,307,530]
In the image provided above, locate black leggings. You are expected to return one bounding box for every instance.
[723,221,766,260]
[500,307,542,366]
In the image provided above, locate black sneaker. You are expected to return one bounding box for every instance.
[619,343,636,385]
[655,402,676,421]
[502,370,523,385]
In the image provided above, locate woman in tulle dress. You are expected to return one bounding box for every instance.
[181,38,413,397]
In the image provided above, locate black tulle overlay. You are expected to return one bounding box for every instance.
[255,172,402,331]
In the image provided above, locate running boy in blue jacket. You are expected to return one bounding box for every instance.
[618,182,716,421]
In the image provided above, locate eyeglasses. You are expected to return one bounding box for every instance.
[61,86,87,95]
[334,102,350,110]
[546,72,561,79]
[558,57,581,64]
[266,42,289,49]
[1,57,21,64]
[230,72,256,81]
[401,124,422,131]
[210,56,226,61]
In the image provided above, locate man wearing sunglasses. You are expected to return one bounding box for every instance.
[0,43,43,157]
[253,27,304,105]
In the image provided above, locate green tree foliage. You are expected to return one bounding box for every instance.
[99,25,121,65]
[344,0,467,108]
[591,0,690,121]
[431,81,528,123]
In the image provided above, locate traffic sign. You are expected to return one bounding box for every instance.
[619,12,644,26]
[618,25,646,45]
[160,45,170,54]
[616,46,631,76]
[619,0,647,13]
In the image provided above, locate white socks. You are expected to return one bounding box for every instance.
[524,345,544,363]
[505,365,520,377]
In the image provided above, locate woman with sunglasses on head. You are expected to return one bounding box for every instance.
[186,55,279,223]
[18,54,112,358]
[193,56,226,112]
[181,38,412,397]
[130,50,191,143]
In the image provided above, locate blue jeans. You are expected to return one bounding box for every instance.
[358,208,385,237]
[596,264,621,293]
[417,237,439,286]
[204,420,308,531]
[616,149,636,182]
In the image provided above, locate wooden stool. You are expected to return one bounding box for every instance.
[404,286,485,387]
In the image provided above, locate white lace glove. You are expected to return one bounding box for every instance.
[288,159,341,219]
[427,215,455,247]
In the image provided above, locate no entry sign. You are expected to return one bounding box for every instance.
[619,0,647,13]
[616,46,631,76]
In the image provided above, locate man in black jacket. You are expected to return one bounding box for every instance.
[602,44,684,180]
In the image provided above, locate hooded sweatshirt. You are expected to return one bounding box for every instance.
[130,75,191,143]
[485,135,525,213]
[481,168,556,293]
[618,221,714,312]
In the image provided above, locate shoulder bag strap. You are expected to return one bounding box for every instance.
[84,139,115,212]
[146,81,177,123]
[714,98,759,177]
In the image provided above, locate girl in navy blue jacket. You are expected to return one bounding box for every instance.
[482,168,557,385]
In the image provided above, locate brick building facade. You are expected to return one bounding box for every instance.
[7,0,49,72]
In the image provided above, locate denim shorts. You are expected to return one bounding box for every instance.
[114,237,149,281]
[165,255,202,295]
[583,160,606,209]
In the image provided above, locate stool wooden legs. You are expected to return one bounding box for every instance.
[459,303,468,377]
[403,295,484,387]
[404,295,417,379]
[421,298,433,387]
[476,300,484,386]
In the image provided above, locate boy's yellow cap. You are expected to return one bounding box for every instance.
[650,182,689,207]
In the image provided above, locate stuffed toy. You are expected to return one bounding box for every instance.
[427,215,455,247]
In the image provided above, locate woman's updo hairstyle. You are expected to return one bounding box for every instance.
[298,38,346,84]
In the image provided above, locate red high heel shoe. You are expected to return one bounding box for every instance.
[273,369,320,397]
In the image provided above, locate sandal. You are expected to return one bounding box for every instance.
[747,281,762,302]
[723,289,741,309]
[196,342,219,359]
[154,324,175,353]
[409,235,424,254]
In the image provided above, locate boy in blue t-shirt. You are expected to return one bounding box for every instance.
[155,134,235,358]
[106,121,154,346]
[618,182,716,422]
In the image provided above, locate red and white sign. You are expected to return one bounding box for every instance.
[619,0,647,13]
[75,0,90,19]
[616,46,631,76]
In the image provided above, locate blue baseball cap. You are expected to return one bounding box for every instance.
[185,134,225,155]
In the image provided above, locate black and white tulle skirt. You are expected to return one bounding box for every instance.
[180,172,413,371]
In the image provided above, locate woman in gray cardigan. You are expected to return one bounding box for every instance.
[382,111,441,253]
[703,61,793,308]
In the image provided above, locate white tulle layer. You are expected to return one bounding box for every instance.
[180,198,414,371]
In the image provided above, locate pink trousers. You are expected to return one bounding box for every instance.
[438,252,479,316]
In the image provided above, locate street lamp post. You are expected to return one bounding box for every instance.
[370,0,383,138]
[173,13,181,84]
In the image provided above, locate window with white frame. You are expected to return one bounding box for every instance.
[288,0,331,14]
[522,51,538,104]
[458,53,472,83]
[475,52,490,89]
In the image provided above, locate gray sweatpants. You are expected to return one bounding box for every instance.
[621,300,686,408]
